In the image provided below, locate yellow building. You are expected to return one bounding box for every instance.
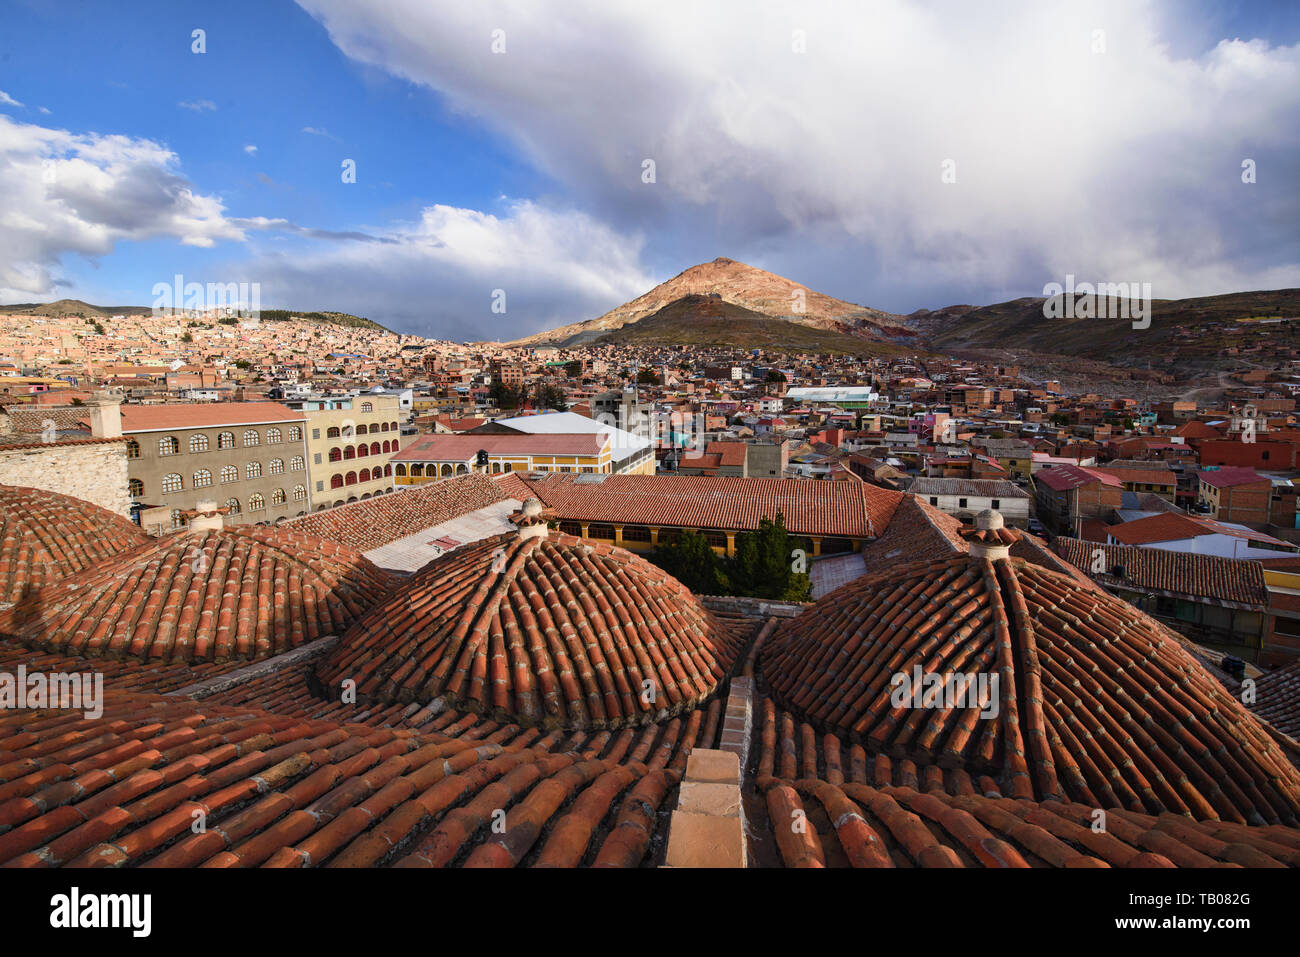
[393,432,614,485]
[285,394,403,508]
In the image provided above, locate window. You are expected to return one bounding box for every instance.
[189,434,209,453]
[391,421,398,431]
[126,439,140,459]
[329,447,342,463]
[381,422,390,432]
[382,440,392,454]
[330,474,344,490]
[929,496,938,506]
[220,465,238,483]
[396,464,407,476]
[311,428,321,440]
[345,471,357,486]
[292,485,307,502]
[161,473,183,493]
[315,481,324,492]
[225,498,240,514]
[218,431,235,450]
[266,427,282,444]
[288,426,302,442]
[361,401,373,413]
[193,469,213,488]
[269,458,285,475]
[246,461,262,479]
[359,468,370,483]
[991,499,1000,510]
[356,423,368,435]
[384,464,392,477]
[290,456,305,471]
[622,525,651,542]
[128,478,144,497]
[410,464,424,477]
[327,426,340,439]
[342,424,354,440]
[243,429,260,447]
[704,530,727,549]
[343,446,356,460]
[589,523,616,540]
[248,493,265,511]
[369,442,380,456]
[170,508,187,530]
[958,498,968,509]
[270,488,287,506]
[159,436,179,456]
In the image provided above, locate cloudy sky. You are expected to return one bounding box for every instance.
[1,0,1298,340]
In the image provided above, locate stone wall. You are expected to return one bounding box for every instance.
[0,439,131,517]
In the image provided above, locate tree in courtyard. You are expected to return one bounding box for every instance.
[725,512,812,602]
[650,530,729,596]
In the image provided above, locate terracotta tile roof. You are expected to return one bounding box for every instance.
[0,689,705,868]
[1090,465,1177,486]
[0,526,392,662]
[513,473,897,539]
[705,441,748,468]
[492,471,534,500]
[319,530,744,731]
[1108,512,1289,547]
[2,407,90,434]
[908,478,1028,499]
[1054,538,1269,605]
[762,552,1300,824]
[0,485,149,607]
[286,473,507,551]
[860,495,965,568]
[118,402,305,433]
[1254,661,1300,740]
[1174,420,1223,439]
[392,433,607,462]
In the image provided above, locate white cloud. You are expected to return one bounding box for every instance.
[0,114,246,300]
[296,0,1300,307]
[250,200,652,340]
[244,144,258,155]
[177,99,217,112]
[0,91,24,108]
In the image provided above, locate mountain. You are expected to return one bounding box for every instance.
[594,294,917,356]
[904,288,1300,374]
[508,257,914,347]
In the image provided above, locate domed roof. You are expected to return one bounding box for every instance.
[1,523,392,663]
[318,522,742,730]
[762,535,1300,826]
[0,484,149,606]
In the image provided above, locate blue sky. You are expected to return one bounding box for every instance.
[1,0,1298,340]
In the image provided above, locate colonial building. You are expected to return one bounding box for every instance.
[284,394,401,508]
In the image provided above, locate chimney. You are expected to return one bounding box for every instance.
[963,509,1016,561]
[87,391,123,438]
[188,500,225,534]
[516,497,549,541]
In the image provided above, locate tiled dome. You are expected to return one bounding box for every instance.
[0,523,392,663]
[318,520,743,730]
[762,532,1300,826]
[0,484,150,606]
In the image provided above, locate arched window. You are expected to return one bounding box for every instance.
[266,427,282,444]
[246,461,262,479]
[359,468,370,483]
[343,445,356,460]
[503,462,512,472]
[330,474,344,489]
[395,463,407,476]
[356,423,368,435]
[193,469,213,488]
[248,493,265,511]
[382,440,391,454]
[225,497,240,514]
[345,471,357,486]
[161,473,183,493]
[391,422,398,431]
[327,426,340,439]
[126,439,140,459]
[218,431,235,449]
[220,465,238,483]
[287,425,302,442]
[381,422,390,432]
[328,447,342,463]
[170,508,187,530]
[383,464,392,477]
[361,401,373,413]
[440,464,453,477]
[369,442,380,456]
[270,488,286,506]
[159,436,178,456]
[410,464,424,478]
[128,478,144,497]
[491,462,501,474]
[341,424,354,440]
[189,434,209,453]
[242,429,260,447]
[292,485,307,502]
[290,455,304,471]
[268,458,285,475]
[456,464,468,475]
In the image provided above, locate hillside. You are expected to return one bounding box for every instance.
[0,300,392,334]
[594,294,921,356]
[509,257,914,347]
[905,288,1300,379]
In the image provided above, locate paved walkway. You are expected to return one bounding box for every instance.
[810,552,868,599]
[364,499,522,572]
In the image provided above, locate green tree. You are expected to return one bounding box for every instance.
[535,383,568,410]
[650,530,729,595]
[637,368,658,385]
[725,513,812,601]
[564,359,583,378]
[765,368,787,383]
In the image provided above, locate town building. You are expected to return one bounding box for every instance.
[283,394,401,508]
